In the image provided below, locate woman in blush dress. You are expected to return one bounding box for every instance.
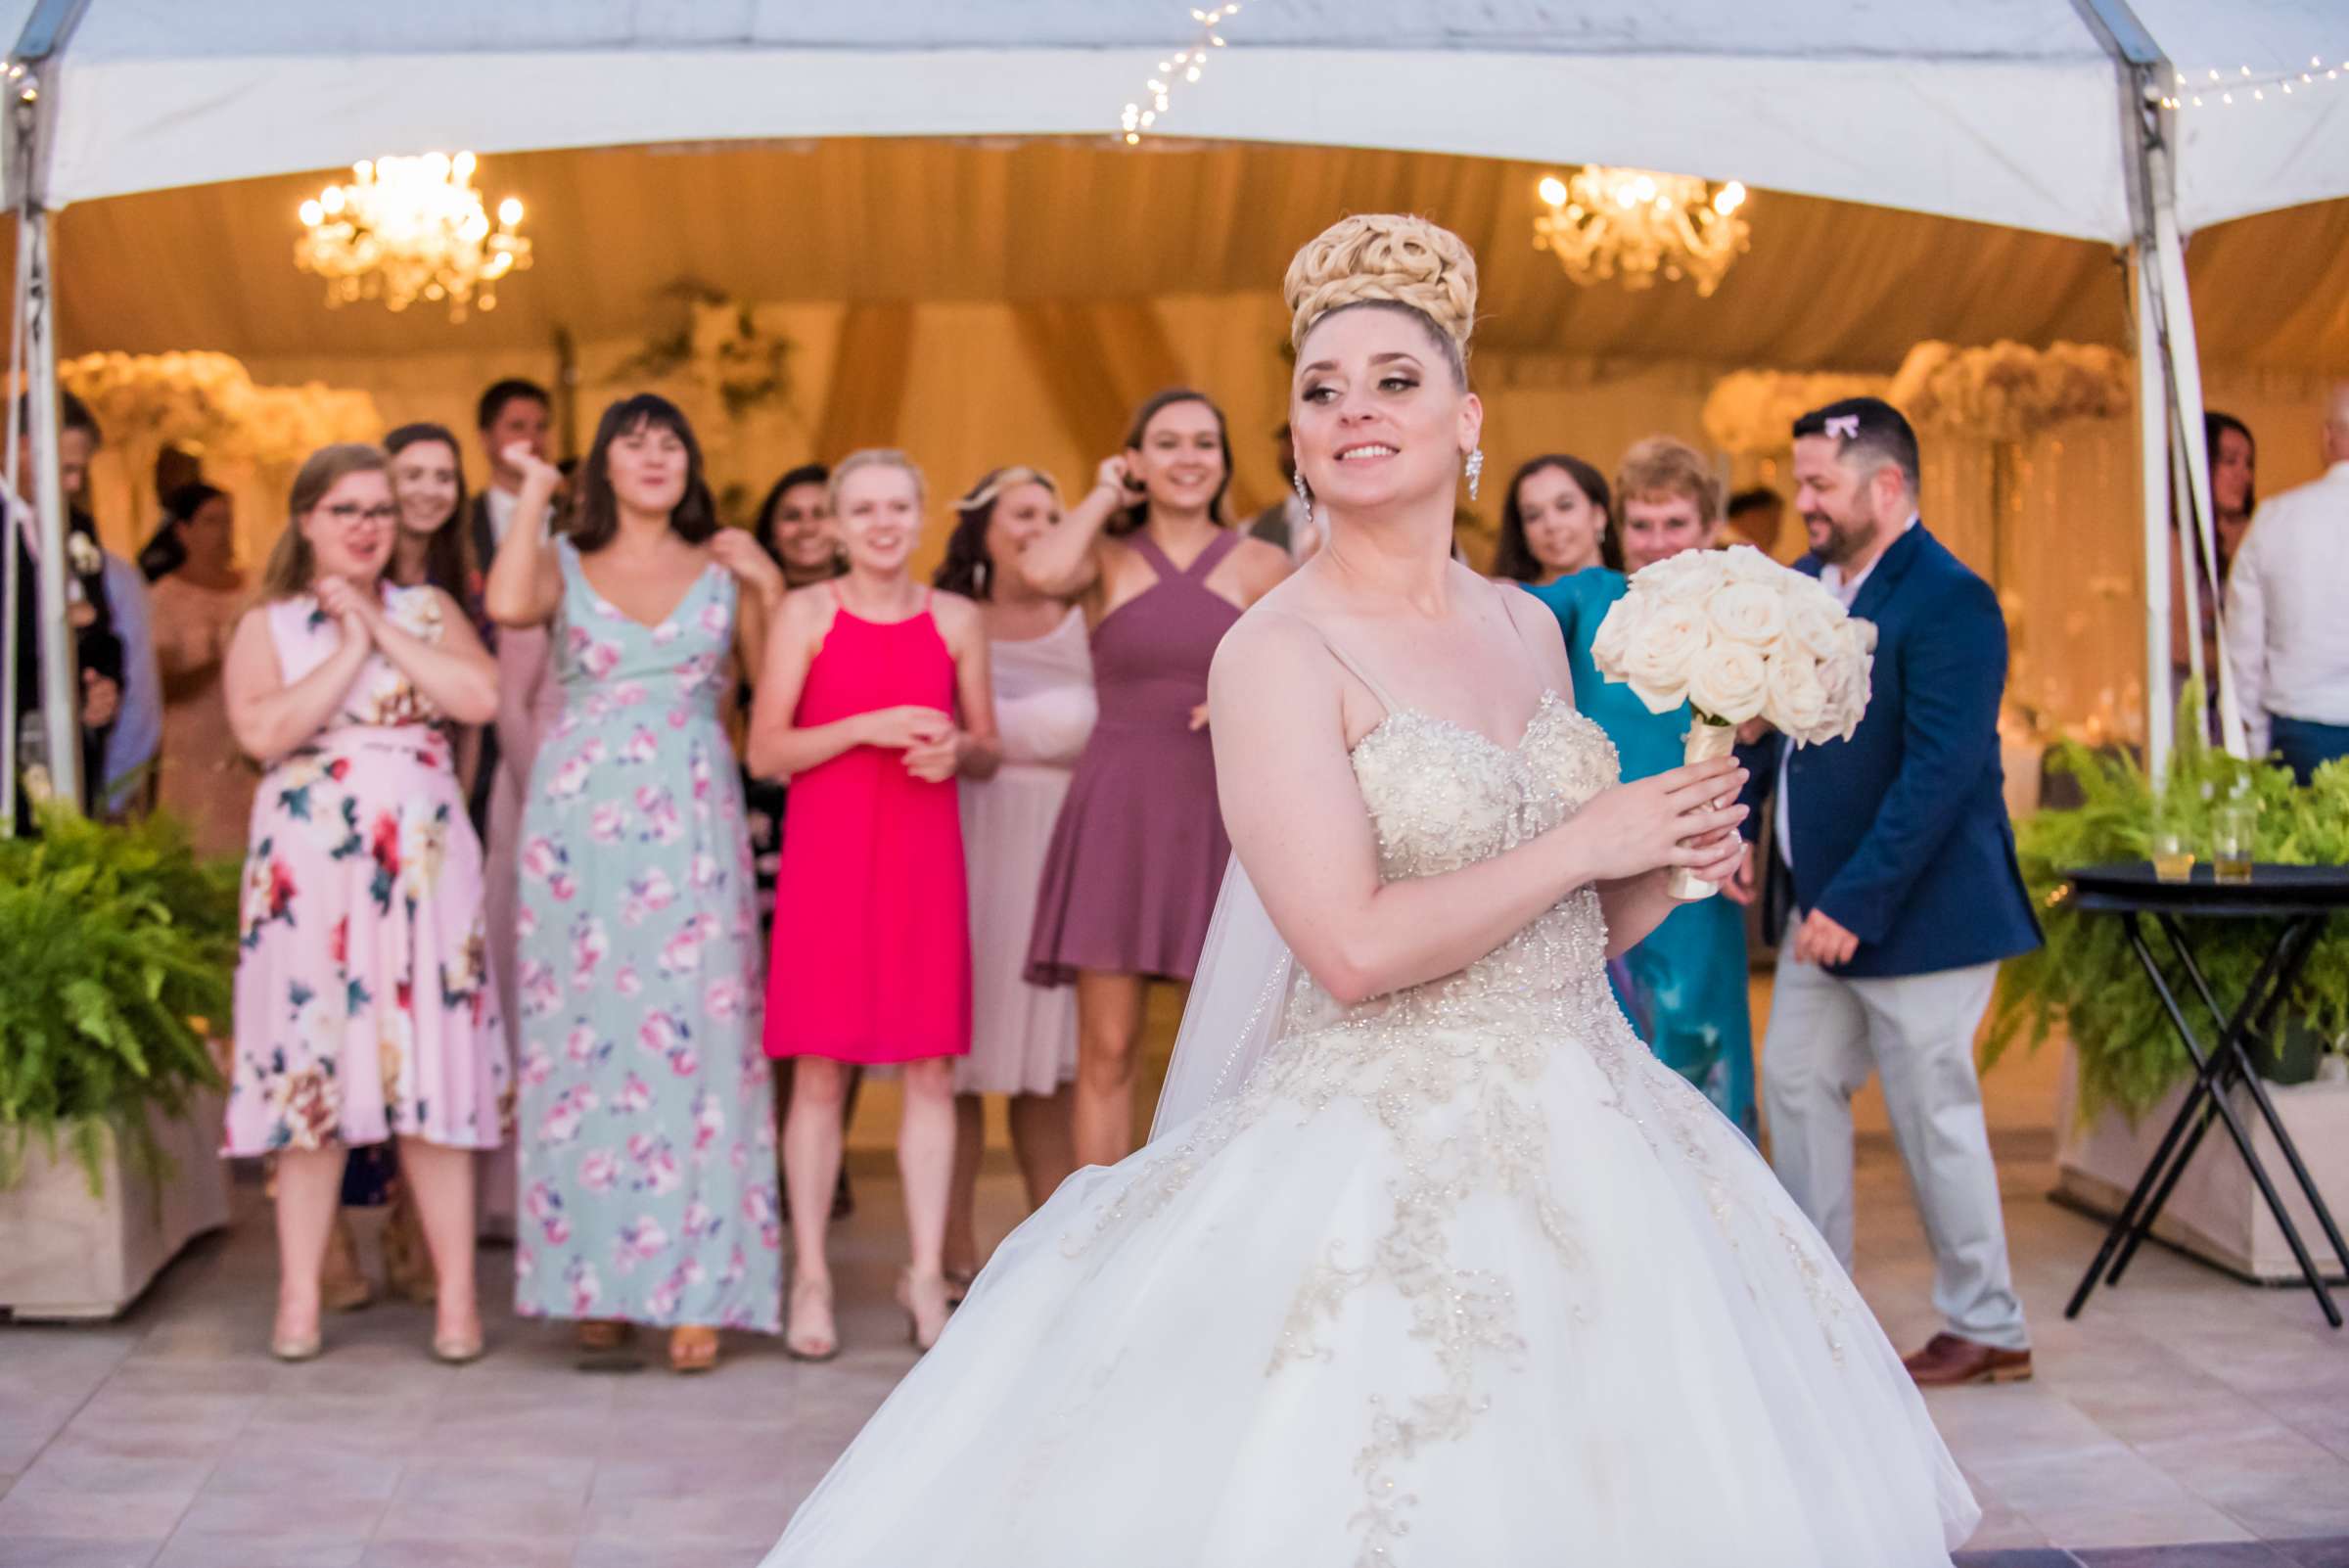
[931,466,1091,1298]
[220,443,505,1363]
[748,450,1000,1360]
[487,393,787,1374]
[146,483,253,861]
[1017,390,1290,1168]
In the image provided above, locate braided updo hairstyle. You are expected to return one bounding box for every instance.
[1282,212,1478,384]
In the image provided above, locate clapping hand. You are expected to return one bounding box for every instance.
[314,576,379,646]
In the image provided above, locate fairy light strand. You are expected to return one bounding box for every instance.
[2156,54,2349,111]
[1120,5,1239,144]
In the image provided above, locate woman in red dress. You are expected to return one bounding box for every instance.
[748,449,1000,1360]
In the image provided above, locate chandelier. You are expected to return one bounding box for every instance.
[295,152,531,321]
[1533,167,1751,298]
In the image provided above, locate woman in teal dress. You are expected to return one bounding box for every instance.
[487,394,786,1371]
[1507,451,1758,1135]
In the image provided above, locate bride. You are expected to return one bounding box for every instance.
[763,215,1978,1566]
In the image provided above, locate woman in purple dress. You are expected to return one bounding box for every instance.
[1018,390,1289,1167]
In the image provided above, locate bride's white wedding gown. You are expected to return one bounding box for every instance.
[766,691,1977,1566]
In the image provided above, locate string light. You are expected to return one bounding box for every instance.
[2156,53,2348,111]
[1120,5,1238,144]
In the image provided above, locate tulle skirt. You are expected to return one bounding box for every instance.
[764,1003,1976,1566]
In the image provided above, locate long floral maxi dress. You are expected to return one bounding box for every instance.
[511,542,782,1332]
[225,585,507,1157]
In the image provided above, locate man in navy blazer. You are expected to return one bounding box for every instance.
[1732,397,2041,1387]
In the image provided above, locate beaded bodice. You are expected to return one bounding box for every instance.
[1278,691,1623,1040]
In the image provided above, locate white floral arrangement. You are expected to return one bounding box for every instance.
[1590,544,1877,899]
[1701,340,2130,455]
[61,350,381,472]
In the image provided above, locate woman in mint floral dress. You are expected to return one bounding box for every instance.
[486,393,786,1371]
[223,443,506,1364]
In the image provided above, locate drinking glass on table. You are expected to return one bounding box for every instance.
[2210,800,2257,886]
[2150,822,2196,884]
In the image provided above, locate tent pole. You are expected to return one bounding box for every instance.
[21,203,72,807]
[2148,185,2246,759]
[2130,252,2174,776]
[5,0,92,816]
[1,183,30,832]
[2071,0,2200,770]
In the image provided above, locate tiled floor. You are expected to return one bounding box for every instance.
[8,982,2349,1568]
[4,1129,2347,1568]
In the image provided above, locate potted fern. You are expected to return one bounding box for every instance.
[0,805,239,1317]
[1987,722,2349,1281]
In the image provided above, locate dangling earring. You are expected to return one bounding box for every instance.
[1293,467,1314,525]
[1464,447,1485,502]
[975,558,990,597]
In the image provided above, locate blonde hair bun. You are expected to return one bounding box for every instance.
[1283,212,1478,357]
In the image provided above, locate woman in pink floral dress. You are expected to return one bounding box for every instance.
[222,443,506,1363]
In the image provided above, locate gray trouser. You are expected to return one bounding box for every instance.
[1762,939,2029,1351]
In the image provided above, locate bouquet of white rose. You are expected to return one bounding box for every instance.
[1589,545,1877,900]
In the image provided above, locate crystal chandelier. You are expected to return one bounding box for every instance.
[295,152,531,322]
[1533,167,1751,298]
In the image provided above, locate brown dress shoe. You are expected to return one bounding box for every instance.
[1903,1332,2032,1386]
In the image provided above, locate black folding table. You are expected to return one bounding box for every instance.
[2060,862,2349,1326]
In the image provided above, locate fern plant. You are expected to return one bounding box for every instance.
[1986,711,2349,1124]
[0,806,237,1195]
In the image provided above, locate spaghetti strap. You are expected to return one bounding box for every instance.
[1499,585,1555,686]
[1317,632,1403,717]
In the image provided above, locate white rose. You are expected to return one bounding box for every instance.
[1819,648,1873,739]
[1708,581,1787,647]
[1841,616,1879,658]
[1623,604,1709,714]
[1589,596,1646,679]
[1686,640,1770,723]
[1723,545,1785,586]
[1636,551,1719,605]
[1784,592,1844,661]
[1763,651,1829,740]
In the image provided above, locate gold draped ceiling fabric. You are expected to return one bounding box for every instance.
[21,137,2349,742]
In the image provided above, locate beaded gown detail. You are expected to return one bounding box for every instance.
[765,690,1977,1567]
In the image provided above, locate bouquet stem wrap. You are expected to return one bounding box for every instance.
[1671,716,1739,901]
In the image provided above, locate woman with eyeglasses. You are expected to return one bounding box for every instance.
[220,443,507,1364]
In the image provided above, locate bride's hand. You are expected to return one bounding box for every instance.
[1570,758,1748,885]
[1677,824,1751,893]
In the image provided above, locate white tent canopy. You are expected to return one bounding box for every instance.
[7,0,2348,812]
[11,0,2349,239]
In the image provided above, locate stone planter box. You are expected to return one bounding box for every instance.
[2055,1045,2349,1283]
[0,1094,231,1319]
